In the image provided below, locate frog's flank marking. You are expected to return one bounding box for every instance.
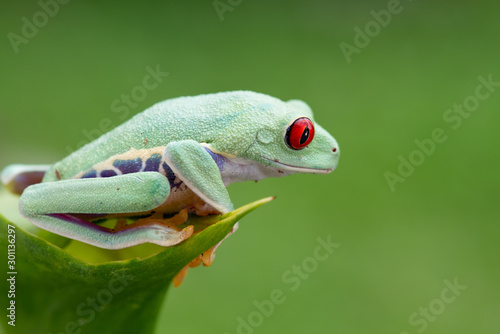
[144,154,162,172]
[101,170,117,177]
[113,158,143,174]
[74,148,196,192]
[82,170,97,179]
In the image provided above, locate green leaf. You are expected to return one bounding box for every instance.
[0,197,274,334]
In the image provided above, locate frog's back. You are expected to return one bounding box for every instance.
[43,91,282,182]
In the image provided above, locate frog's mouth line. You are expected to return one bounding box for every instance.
[261,157,333,175]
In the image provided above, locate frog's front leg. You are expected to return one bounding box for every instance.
[19,172,193,249]
[165,140,238,286]
[164,140,234,214]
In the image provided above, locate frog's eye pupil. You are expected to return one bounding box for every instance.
[300,127,310,145]
[285,117,315,150]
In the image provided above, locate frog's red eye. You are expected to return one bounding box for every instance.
[285,117,315,150]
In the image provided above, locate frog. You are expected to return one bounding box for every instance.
[1,91,340,261]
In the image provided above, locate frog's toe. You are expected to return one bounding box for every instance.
[172,222,239,287]
[114,210,193,247]
[201,222,239,267]
[201,245,217,267]
[173,265,190,287]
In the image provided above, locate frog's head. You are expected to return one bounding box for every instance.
[247,99,339,175]
[211,93,339,175]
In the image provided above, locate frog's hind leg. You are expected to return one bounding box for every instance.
[19,172,194,249]
[123,209,189,230]
[1,164,51,195]
[113,209,192,246]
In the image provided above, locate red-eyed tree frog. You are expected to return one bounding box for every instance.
[1,91,340,265]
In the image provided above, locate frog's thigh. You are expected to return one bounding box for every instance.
[18,172,187,249]
[20,172,169,214]
[164,140,234,214]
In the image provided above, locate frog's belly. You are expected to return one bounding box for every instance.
[150,182,202,214]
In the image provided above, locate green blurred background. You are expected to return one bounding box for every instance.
[1,0,499,333]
